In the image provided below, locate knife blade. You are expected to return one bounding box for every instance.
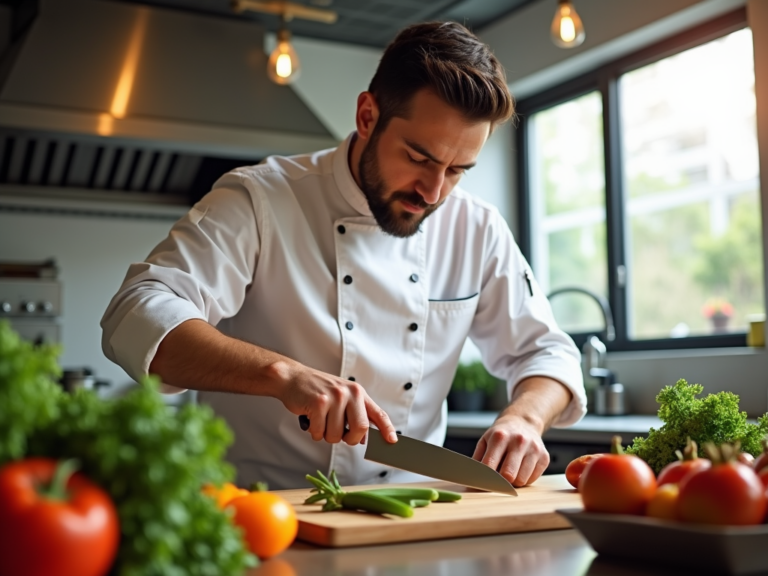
[297,416,517,495]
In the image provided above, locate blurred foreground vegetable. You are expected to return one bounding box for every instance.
[0,320,256,576]
[625,379,768,474]
[228,485,298,559]
[0,458,119,576]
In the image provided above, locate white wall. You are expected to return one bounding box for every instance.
[0,196,183,390]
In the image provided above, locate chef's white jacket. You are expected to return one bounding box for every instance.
[101,133,586,489]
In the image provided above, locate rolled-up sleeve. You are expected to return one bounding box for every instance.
[469,211,586,427]
[100,175,261,390]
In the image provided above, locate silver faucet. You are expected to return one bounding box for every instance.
[546,287,626,415]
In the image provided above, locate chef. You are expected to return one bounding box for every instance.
[101,21,586,490]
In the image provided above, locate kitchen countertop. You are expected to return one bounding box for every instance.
[447,413,663,444]
[248,528,678,576]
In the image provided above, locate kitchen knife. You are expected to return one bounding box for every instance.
[298,415,517,495]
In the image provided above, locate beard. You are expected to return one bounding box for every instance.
[358,130,441,238]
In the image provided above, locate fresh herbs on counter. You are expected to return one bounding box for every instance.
[625,379,768,474]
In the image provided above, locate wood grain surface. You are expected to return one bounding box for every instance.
[275,474,582,547]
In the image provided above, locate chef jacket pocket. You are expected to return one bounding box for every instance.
[424,293,480,379]
[428,292,479,307]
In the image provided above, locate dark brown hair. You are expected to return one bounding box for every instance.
[368,21,514,131]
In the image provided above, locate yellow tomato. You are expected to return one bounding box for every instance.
[645,483,680,520]
[202,482,250,509]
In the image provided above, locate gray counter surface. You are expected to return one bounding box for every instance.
[249,527,682,576]
[448,413,663,444]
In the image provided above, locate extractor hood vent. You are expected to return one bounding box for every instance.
[0,127,260,205]
[0,0,337,200]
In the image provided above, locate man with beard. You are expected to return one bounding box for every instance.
[101,22,585,490]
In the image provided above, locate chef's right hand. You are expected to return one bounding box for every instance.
[274,361,398,446]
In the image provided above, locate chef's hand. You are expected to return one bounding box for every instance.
[471,376,572,487]
[472,414,550,487]
[275,363,398,447]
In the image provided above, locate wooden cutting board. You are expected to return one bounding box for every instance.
[276,474,582,547]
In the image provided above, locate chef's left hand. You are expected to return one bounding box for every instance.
[472,414,549,488]
[471,376,572,487]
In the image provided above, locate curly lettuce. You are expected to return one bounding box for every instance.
[625,379,768,474]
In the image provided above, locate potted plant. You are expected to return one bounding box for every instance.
[702,298,733,333]
[447,361,501,412]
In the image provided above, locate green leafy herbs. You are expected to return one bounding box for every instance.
[0,320,256,575]
[0,319,62,464]
[625,379,768,474]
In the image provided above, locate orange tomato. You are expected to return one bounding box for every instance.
[228,491,298,559]
[645,483,679,520]
[202,482,250,509]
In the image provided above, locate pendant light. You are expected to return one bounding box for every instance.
[550,0,585,49]
[268,16,301,85]
[232,0,337,86]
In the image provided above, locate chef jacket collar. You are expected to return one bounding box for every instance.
[334,132,374,218]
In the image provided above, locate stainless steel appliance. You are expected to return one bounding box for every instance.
[0,259,61,345]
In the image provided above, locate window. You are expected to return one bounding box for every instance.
[517,9,763,350]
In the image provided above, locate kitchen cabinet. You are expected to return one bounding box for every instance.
[444,413,662,473]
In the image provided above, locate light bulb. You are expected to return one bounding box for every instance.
[268,28,301,85]
[551,0,585,49]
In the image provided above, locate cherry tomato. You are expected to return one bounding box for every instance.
[579,436,657,515]
[0,458,120,576]
[657,458,711,486]
[228,490,298,559]
[758,466,768,489]
[753,440,768,472]
[678,444,766,526]
[565,454,605,489]
[738,452,755,467]
[645,483,680,520]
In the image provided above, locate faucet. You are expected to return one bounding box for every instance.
[546,286,615,343]
[546,286,625,415]
[546,287,615,381]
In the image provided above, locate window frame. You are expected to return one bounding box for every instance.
[515,7,752,352]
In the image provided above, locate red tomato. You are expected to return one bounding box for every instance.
[579,437,656,515]
[565,454,605,489]
[758,466,768,490]
[678,460,766,525]
[0,458,120,576]
[228,491,298,559]
[753,444,768,472]
[657,457,711,486]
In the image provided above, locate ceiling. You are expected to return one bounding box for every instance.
[112,0,540,49]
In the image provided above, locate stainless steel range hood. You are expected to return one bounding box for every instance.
[0,0,337,161]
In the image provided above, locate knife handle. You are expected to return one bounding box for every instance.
[298,415,351,434]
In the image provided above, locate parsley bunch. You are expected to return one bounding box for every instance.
[0,320,62,463]
[626,379,768,474]
[0,321,256,575]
